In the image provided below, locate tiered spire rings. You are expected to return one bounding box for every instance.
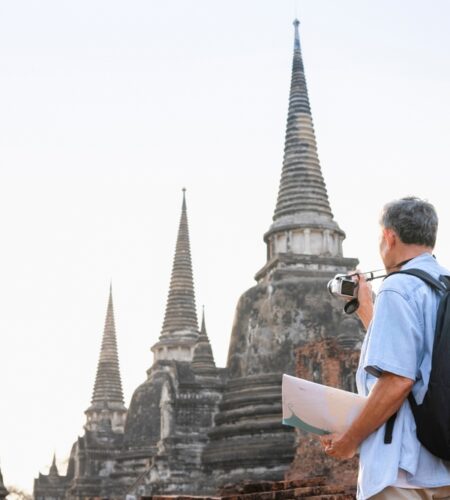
[274,19,333,221]
[151,190,199,363]
[160,190,199,337]
[91,286,125,406]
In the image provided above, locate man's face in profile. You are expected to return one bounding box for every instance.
[379,225,395,270]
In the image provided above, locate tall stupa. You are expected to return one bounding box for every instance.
[203,19,362,485]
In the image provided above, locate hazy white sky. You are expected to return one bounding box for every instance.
[1,0,449,493]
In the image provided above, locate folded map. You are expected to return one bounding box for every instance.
[282,374,367,435]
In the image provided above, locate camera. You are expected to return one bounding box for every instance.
[327,274,360,315]
[327,274,358,298]
[327,269,385,314]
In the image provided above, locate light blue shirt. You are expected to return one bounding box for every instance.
[356,253,450,499]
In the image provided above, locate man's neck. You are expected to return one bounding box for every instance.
[387,246,433,272]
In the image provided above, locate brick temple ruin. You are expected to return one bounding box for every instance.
[32,19,364,500]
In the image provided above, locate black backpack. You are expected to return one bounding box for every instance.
[383,268,450,461]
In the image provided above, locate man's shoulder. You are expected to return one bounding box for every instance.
[380,272,424,298]
[380,255,449,298]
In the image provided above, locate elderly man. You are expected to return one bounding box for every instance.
[320,197,450,499]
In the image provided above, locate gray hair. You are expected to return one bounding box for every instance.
[380,197,438,248]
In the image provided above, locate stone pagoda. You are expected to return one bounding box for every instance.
[65,286,127,500]
[83,285,128,434]
[203,19,363,486]
[34,287,127,500]
[115,191,226,496]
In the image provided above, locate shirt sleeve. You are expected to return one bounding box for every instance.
[364,288,423,381]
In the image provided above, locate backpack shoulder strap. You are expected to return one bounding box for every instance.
[382,267,448,446]
[386,268,448,292]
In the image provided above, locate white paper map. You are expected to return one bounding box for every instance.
[282,374,367,435]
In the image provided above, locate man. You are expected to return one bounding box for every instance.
[320,197,450,499]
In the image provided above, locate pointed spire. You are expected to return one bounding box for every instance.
[200,306,207,334]
[256,18,347,281]
[160,189,199,336]
[273,18,333,220]
[49,454,59,477]
[192,307,216,373]
[90,286,125,406]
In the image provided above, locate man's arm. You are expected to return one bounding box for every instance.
[320,372,414,459]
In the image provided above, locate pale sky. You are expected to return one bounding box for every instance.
[1,0,449,493]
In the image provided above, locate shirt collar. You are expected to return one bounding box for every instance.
[401,252,434,270]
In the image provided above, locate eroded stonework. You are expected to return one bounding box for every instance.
[125,361,226,497]
[203,260,362,486]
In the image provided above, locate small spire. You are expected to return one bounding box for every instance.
[192,307,216,373]
[200,305,206,334]
[90,286,125,406]
[49,454,59,476]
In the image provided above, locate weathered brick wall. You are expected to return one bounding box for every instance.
[285,338,360,486]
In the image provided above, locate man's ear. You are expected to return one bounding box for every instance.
[384,228,397,249]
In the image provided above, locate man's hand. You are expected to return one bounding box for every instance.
[318,372,414,461]
[355,271,374,330]
[319,433,358,459]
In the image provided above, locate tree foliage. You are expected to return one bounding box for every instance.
[5,485,32,500]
